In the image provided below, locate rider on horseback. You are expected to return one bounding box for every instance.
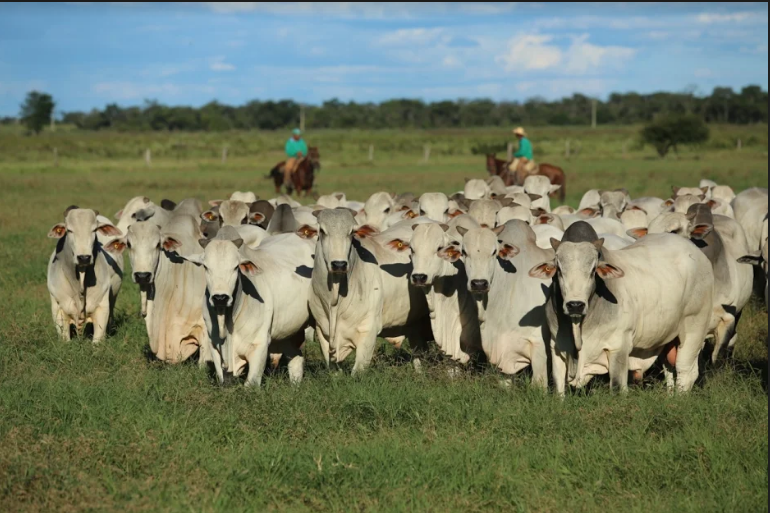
[283,128,308,187]
[509,127,537,181]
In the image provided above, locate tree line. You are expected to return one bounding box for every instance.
[5,85,767,134]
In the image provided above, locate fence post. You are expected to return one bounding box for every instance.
[622,140,628,158]
[507,142,513,161]
[423,144,431,163]
[222,146,228,163]
[53,147,58,167]
[565,139,570,159]
[737,138,742,151]
[145,148,151,167]
[368,144,374,162]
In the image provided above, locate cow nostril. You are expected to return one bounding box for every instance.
[470,279,489,291]
[331,261,348,273]
[77,255,91,265]
[134,272,151,284]
[411,274,428,284]
[566,301,586,314]
[211,294,230,306]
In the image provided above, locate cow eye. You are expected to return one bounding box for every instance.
[419,210,426,216]
[127,241,132,249]
[461,249,467,257]
[384,207,391,214]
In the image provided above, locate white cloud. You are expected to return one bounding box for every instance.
[741,43,768,54]
[442,55,462,67]
[378,28,444,46]
[496,33,636,75]
[696,11,765,24]
[497,34,562,71]
[92,81,219,100]
[458,2,517,15]
[563,34,636,74]
[210,56,235,72]
[0,80,47,96]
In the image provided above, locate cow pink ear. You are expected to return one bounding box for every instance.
[529,262,556,279]
[630,205,647,214]
[249,212,265,224]
[354,225,378,238]
[296,224,318,239]
[403,210,418,219]
[498,243,519,259]
[578,207,599,218]
[115,209,123,219]
[492,225,505,235]
[438,245,461,262]
[663,199,674,208]
[201,210,219,222]
[239,260,261,276]
[447,209,463,219]
[627,228,648,239]
[105,239,127,254]
[97,224,123,237]
[163,237,182,251]
[209,199,224,207]
[48,223,67,238]
[386,239,410,252]
[596,262,624,279]
[690,223,713,240]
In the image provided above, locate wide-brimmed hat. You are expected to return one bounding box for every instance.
[512,127,527,137]
[292,128,301,135]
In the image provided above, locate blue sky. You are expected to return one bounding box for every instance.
[0,2,767,116]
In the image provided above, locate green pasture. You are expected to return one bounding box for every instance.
[0,126,767,512]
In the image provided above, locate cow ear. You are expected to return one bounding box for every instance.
[439,223,450,232]
[201,210,219,222]
[626,228,648,240]
[209,199,224,207]
[104,239,127,255]
[448,209,463,219]
[672,186,681,196]
[492,225,505,235]
[464,177,471,184]
[64,205,79,217]
[536,214,551,225]
[528,194,542,202]
[248,212,265,225]
[198,238,211,249]
[697,194,706,201]
[550,184,562,193]
[690,223,713,240]
[354,225,378,238]
[296,224,318,239]
[239,260,261,276]
[593,238,605,251]
[438,245,461,262]
[498,243,519,260]
[700,186,710,195]
[386,239,410,252]
[161,199,176,211]
[629,205,647,214]
[456,226,468,237]
[97,223,123,237]
[550,238,561,251]
[499,197,514,207]
[662,199,674,209]
[312,209,323,219]
[578,207,599,218]
[530,208,546,219]
[115,209,123,220]
[706,200,718,210]
[737,253,762,266]
[596,262,624,279]
[182,253,204,266]
[334,193,344,201]
[163,236,182,251]
[403,210,418,219]
[231,238,244,249]
[529,262,557,279]
[48,223,67,238]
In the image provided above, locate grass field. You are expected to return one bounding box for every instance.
[0,126,767,512]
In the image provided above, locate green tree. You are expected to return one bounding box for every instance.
[641,114,710,158]
[20,91,55,134]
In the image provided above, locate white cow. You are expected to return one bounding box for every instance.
[408,223,482,364]
[627,197,665,224]
[464,179,490,200]
[309,209,431,374]
[529,221,714,394]
[127,215,210,363]
[230,191,258,203]
[449,222,551,387]
[418,192,450,222]
[524,175,560,212]
[356,192,396,230]
[732,187,768,253]
[532,224,565,250]
[182,227,314,385]
[115,196,170,235]
[738,216,769,304]
[47,207,125,343]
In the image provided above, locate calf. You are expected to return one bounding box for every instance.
[529,222,713,394]
[47,207,125,343]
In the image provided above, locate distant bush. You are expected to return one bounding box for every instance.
[641,115,710,158]
[20,91,55,135]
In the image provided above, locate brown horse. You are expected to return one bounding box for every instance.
[486,153,566,203]
[266,146,321,196]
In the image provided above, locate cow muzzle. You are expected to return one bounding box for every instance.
[211,294,231,307]
[411,273,429,287]
[133,272,152,284]
[470,279,489,293]
[76,254,92,267]
[565,301,586,318]
[330,260,348,274]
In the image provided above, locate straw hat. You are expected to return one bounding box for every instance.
[512,127,527,137]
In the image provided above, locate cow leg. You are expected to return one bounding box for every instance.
[51,295,70,341]
[91,298,111,344]
[351,326,378,375]
[210,345,225,384]
[551,345,567,397]
[316,326,331,368]
[286,342,305,385]
[607,346,631,393]
[198,332,213,368]
[244,339,270,388]
[676,316,708,392]
[530,339,548,391]
[711,312,736,364]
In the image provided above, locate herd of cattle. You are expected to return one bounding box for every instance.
[46,174,768,394]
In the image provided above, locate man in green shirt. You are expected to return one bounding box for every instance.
[509,126,537,181]
[283,128,308,186]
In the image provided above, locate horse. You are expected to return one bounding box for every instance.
[486,153,566,203]
[266,146,321,197]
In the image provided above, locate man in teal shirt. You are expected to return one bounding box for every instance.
[283,128,308,186]
[509,126,536,179]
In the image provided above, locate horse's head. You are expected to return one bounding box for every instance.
[486,154,499,175]
[308,146,321,171]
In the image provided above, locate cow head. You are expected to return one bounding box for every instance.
[126,221,163,285]
[49,207,122,268]
[529,221,624,318]
[451,226,519,295]
[418,192,450,223]
[184,236,258,309]
[314,208,358,274]
[408,223,455,287]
